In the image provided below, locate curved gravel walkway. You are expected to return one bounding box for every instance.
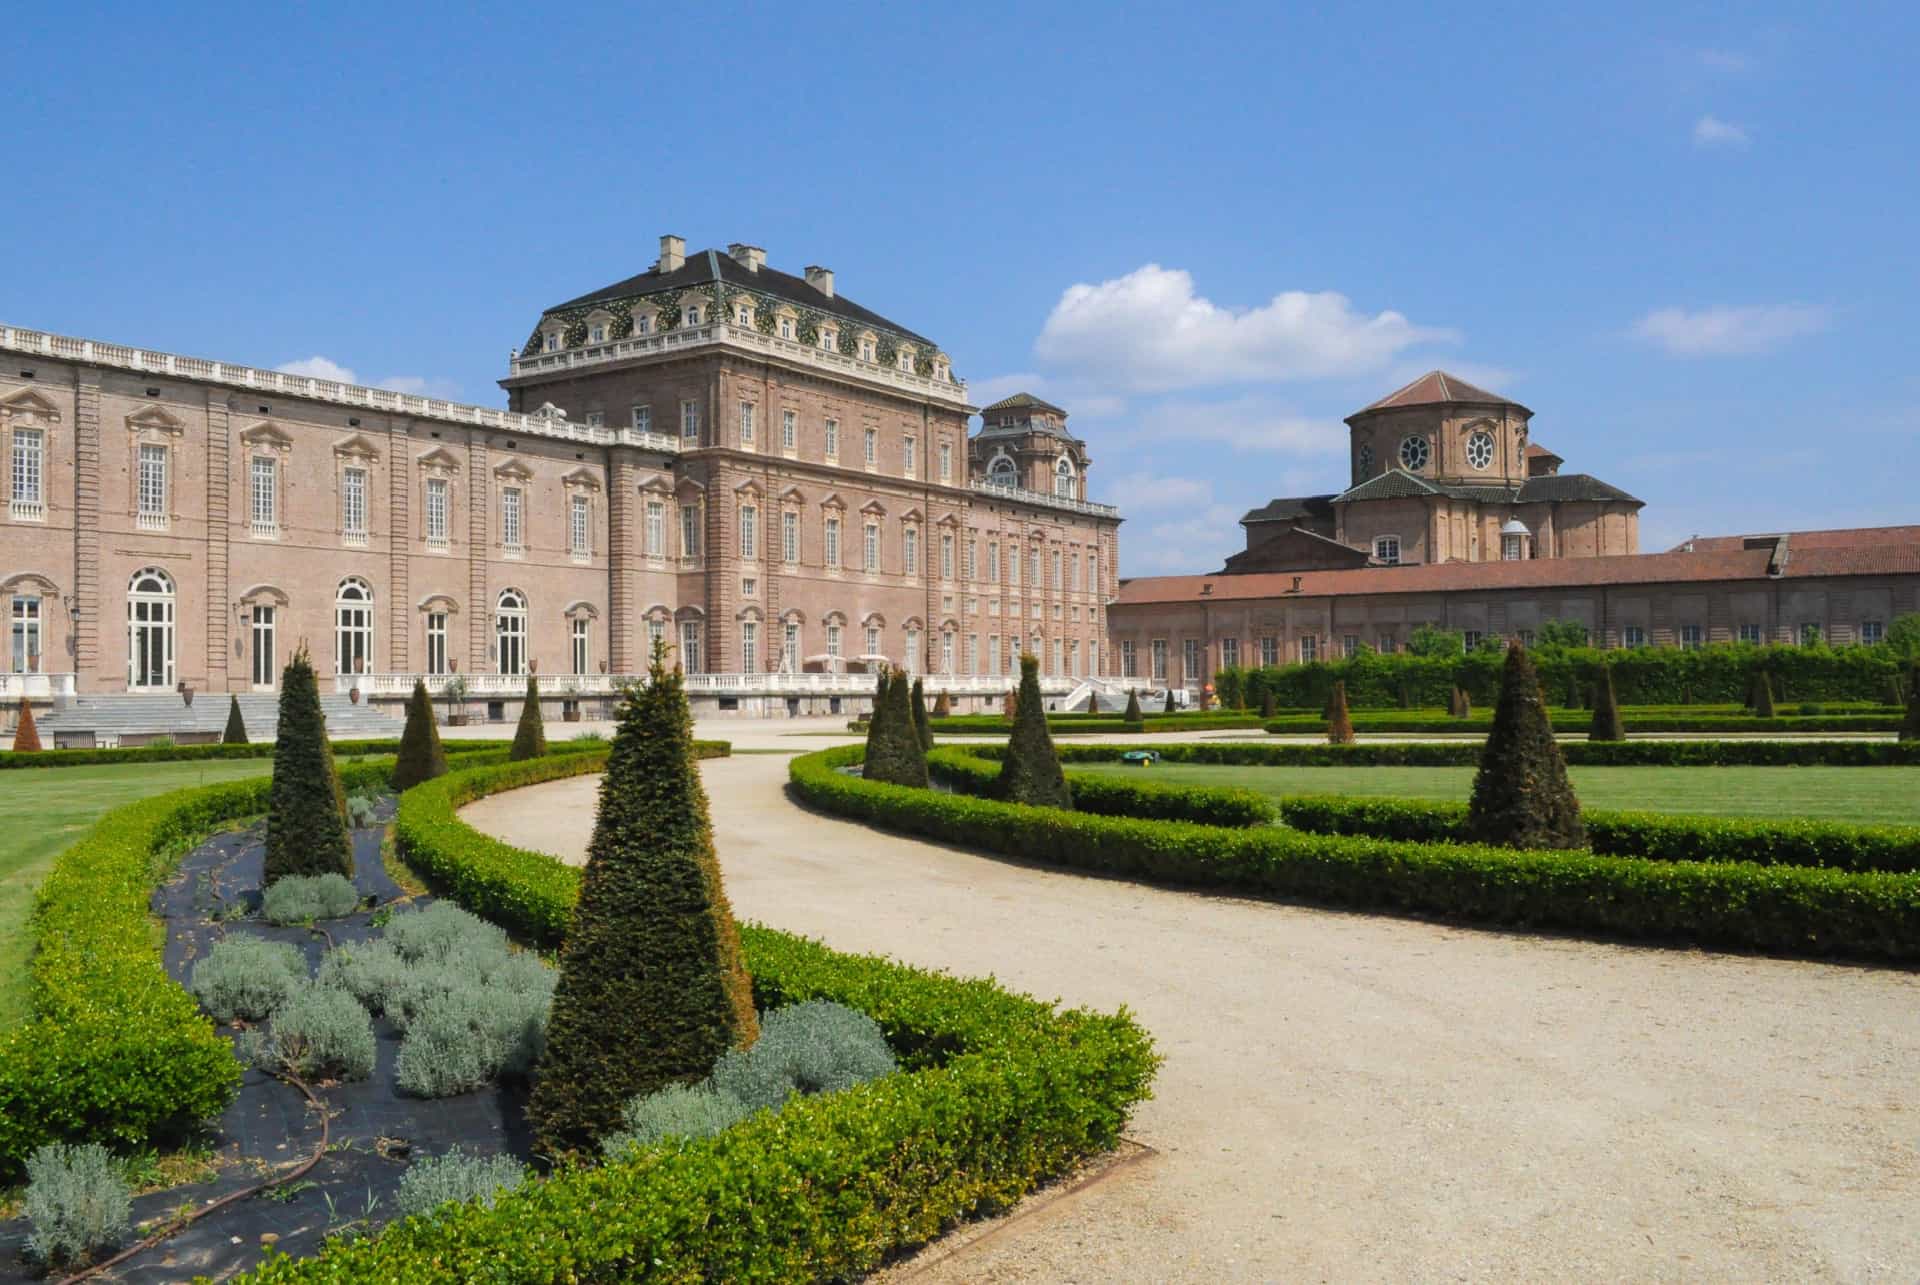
[462,755,1920,1282]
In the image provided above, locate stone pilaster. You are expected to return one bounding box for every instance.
[71,368,102,680]
[466,435,489,673]
[607,452,636,673]
[387,420,411,671]
[204,394,231,690]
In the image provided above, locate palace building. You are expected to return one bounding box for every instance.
[0,236,1120,729]
[1108,372,1920,689]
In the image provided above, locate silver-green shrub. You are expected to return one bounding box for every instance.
[710,999,897,1111]
[601,1082,751,1156]
[249,983,375,1081]
[262,873,362,925]
[315,938,410,1014]
[23,1142,131,1266]
[392,1147,525,1220]
[189,936,308,1023]
[396,971,554,1096]
[382,901,508,965]
[345,790,381,829]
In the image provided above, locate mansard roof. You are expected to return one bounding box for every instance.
[1352,370,1531,417]
[546,248,934,346]
[1240,494,1338,525]
[1672,525,1920,554]
[1330,468,1642,507]
[980,392,1068,416]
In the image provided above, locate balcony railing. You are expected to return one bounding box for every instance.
[0,672,76,699]
[970,481,1120,519]
[8,497,44,522]
[333,671,1078,699]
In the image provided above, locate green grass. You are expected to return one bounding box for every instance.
[1073,763,1920,826]
[0,758,275,1024]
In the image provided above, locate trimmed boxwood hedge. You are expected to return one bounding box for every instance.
[932,712,1268,735]
[1035,740,1920,767]
[1278,795,1920,875]
[1261,711,1902,735]
[792,746,1920,961]
[0,737,550,771]
[0,758,393,1176]
[237,753,1156,1282]
[927,747,1275,827]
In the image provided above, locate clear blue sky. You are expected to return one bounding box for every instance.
[4,2,1914,574]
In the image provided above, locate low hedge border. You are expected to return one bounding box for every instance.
[0,758,394,1175]
[1278,795,1920,875]
[1031,740,1920,767]
[0,737,604,771]
[1263,713,1900,735]
[926,747,1275,827]
[791,746,1920,961]
[237,754,1156,1282]
[931,713,1268,735]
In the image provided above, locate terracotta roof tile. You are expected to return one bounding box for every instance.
[1674,525,1920,553]
[980,391,1068,416]
[1354,370,1530,416]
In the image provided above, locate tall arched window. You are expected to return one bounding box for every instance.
[988,454,1017,488]
[1054,457,1076,499]
[127,567,175,690]
[335,578,374,675]
[496,588,529,676]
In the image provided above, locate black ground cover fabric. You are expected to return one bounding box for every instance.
[0,804,535,1282]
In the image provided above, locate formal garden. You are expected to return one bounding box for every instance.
[0,650,1156,1280]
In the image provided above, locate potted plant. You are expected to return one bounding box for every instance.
[442,673,470,726]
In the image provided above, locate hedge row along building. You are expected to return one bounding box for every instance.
[1107,371,1919,689]
[0,237,1120,723]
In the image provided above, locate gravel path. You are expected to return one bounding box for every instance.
[462,756,1920,1282]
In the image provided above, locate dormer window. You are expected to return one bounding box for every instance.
[988,455,1016,488]
[736,304,752,326]
[861,340,876,361]
[1054,456,1076,499]
[634,314,652,336]
[590,323,606,343]
[821,328,837,350]
[1374,536,1401,566]
[897,349,914,372]
[685,305,701,326]
[779,317,794,340]
[543,332,559,353]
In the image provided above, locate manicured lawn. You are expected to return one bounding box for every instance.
[0,759,274,1024]
[1073,763,1920,826]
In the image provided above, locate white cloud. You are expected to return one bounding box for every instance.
[1104,472,1213,513]
[1128,504,1243,575]
[276,357,463,401]
[377,375,465,400]
[1631,304,1830,356]
[1692,115,1750,148]
[1122,394,1349,455]
[277,355,359,382]
[1033,264,1454,392]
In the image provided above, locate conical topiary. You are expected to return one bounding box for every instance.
[932,691,951,718]
[1326,680,1356,746]
[393,678,449,791]
[1163,686,1177,714]
[1589,665,1625,741]
[997,654,1071,809]
[529,644,758,1157]
[1466,643,1585,849]
[862,667,893,758]
[1259,687,1276,719]
[864,670,929,788]
[1753,669,1776,719]
[1123,688,1143,728]
[264,644,352,883]
[510,675,547,760]
[1447,686,1465,718]
[12,699,39,753]
[1901,663,1920,743]
[222,694,248,745]
[910,677,933,751]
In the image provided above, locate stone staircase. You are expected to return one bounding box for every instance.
[32,692,401,748]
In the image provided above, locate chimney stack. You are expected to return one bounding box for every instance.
[658,234,685,273]
[727,243,766,272]
[804,265,835,298]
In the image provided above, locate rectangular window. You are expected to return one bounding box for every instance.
[1299,636,1318,662]
[426,611,448,676]
[782,511,799,564]
[1377,634,1398,655]
[681,503,700,557]
[425,477,448,547]
[1260,636,1279,667]
[11,595,42,673]
[1121,639,1138,678]
[738,401,755,446]
[739,504,757,560]
[1029,549,1041,586]
[681,401,700,441]
[781,409,796,451]
[1182,638,1200,681]
[825,419,839,459]
[1738,623,1762,644]
[1374,536,1400,566]
[341,465,367,539]
[989,542,1001,583]
[249,605,275,686]
[904,527,919,575]
[865,624,881,656]
[1861,619,1885,645]
[1624,625,1648,648]
[1051,550,1062,589]
[572,617,590,675]
[864,522,878,572]
[826,622,842,658]
[942,631,955,673]
[784,622,800,671]
[938,442,951,482]
[1221,638,1239,669]
[1070,553,1080,592]
[1680,624,1704,649]
[1089,552,1099,594]
[1518,629,1536,647]
[741,621,759,673]
[906,629,921,674]
[137,444,169,525]
[1798,622,1821,646]
[250,456,278,535]
[502,487,524,552]
[990,634,1002,676]
[824,516,841,568]
[584,410,604,428]
[570,495,590,558]
[1050,637,1063,676]
[741,577,755,598]
[964,540,976,581]
[1068,638,1079,677]
[645,499,666,557]
[940,533,954,580]
[11,428,43,513]
[864,427,877,467]
[1342,634,1358,659]
[647,617,666,653]
[903,435,916,477]
[1463,630,1482,652]
[680,621,702,673]
[631,405,651,434]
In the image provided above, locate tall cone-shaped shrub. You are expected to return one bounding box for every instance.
[510,675,546,760]
[861,667,893,755]
[264,645,352,883]
[1466,643,1585,849]
[1123,688,1143,726]
[393,678,449,791]
[1901,663,1920,743]
[1260,687,1277,719]
[932,690,951,718]
[1325,681,1356,745]
[222,694,248,745]
[1163,686,1176,714]
[996,654,1072,808]
[1752,669,1776,718]
[1589,665,1625,741]
[863,670,928,788]
[910,676,934,751]
[529,646,758,1157]
[11,699,39,753]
